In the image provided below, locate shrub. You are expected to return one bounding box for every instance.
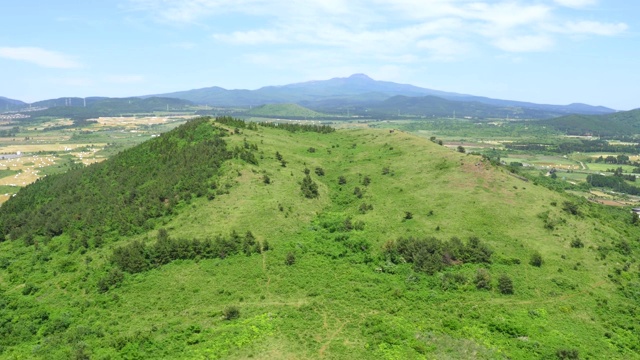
[338,175,347,185]
[530,251,543,267]
[475,268,492,290]
[362,175,371,186]
[359,203,373,214]
[353,187,363,198]
[498,274,514,294]
[285,252,296,265]
[97,267,125,293]
[314,167,325,176]
[441,272,467,290]
[263,174,271,184]
[301,175,319,198]
[307,147,316,153]
[562,201,579,216]
[22,283,38,296]
[404,212,413,220]
[556,348,579,359]
[616,240,632,255]
[223,306,240,320]
[570,238,584,248]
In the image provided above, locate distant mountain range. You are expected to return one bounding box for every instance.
[0,96,26,111]
[26,97,193,120]
[1,74,620,119]
[148,74,615,118]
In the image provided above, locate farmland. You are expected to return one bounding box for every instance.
[0,115,191,202]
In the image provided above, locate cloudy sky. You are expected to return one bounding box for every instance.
[1,0,638,109]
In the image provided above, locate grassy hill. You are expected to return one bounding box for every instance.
[539,108,640,137]
[0,117,639,359]
[244,103,326,118]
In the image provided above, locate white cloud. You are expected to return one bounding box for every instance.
[0,47,81,69]
[553,0,597,8]
[493,35,555,52]
[105,75,145,84]
[561,21,628,36]
[128,0,628,60]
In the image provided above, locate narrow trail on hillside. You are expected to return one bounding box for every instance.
[261,249,271,294]
[319,312,348,358]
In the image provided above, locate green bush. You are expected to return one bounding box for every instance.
[530,251,543,267]
[475,268,492,290]
[223,306,240,321]
[556,348,579,359]
[301,175,319,198]
[498,274,514,294]
[570,238,584,248]
[285,252,296,265]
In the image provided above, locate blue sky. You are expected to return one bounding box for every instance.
[1,0,638,110]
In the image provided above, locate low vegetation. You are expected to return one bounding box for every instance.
[0,117,639,359]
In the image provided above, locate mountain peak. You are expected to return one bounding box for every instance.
[347,73,373,80]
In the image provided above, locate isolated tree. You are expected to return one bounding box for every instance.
[362,175,371,186]
[475,268,491,290]
[498,274,514,294]
[457,145,466,153]
[530,251,543,267]
[285,251,296,265]
[301,175,319,198]
[556,348,579,360]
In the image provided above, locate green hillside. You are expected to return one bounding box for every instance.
[539,108,640,137]
[244,103,326,118]
[0,117,639,359]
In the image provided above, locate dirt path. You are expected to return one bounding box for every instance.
[261,249,271,294]
[319,318,347,358]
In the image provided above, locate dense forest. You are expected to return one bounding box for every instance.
[0,117,246,244]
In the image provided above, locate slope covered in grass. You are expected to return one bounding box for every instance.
[0,117,639,359]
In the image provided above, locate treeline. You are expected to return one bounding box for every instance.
[505,139,640,154]
[259,121,335,134]
[215,116,334,134]
[0,126,20,137]
[0,117,255,243]
[383,236,492,275]
[587,174,640,196]
[215,116,258,130]
[42,119,98,131]
[110,229,265,274]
